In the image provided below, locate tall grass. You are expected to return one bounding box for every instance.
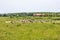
[0,17,60,40]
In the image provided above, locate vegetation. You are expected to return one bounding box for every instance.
[0,12,60,40]
[0,12,60,17]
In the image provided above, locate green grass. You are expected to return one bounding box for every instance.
[0,17,60,40]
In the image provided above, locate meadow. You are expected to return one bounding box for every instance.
[0,17,60,40]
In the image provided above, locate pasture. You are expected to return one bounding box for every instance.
[0,17,60,40]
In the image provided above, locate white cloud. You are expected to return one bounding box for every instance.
[0,0,60,13]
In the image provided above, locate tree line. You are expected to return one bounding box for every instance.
[0,12,60,17]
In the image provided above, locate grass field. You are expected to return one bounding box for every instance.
[0,17,60,40]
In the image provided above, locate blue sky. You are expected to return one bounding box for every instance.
[0,0,60,13]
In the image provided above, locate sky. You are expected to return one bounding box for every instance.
[0,0,60,13]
